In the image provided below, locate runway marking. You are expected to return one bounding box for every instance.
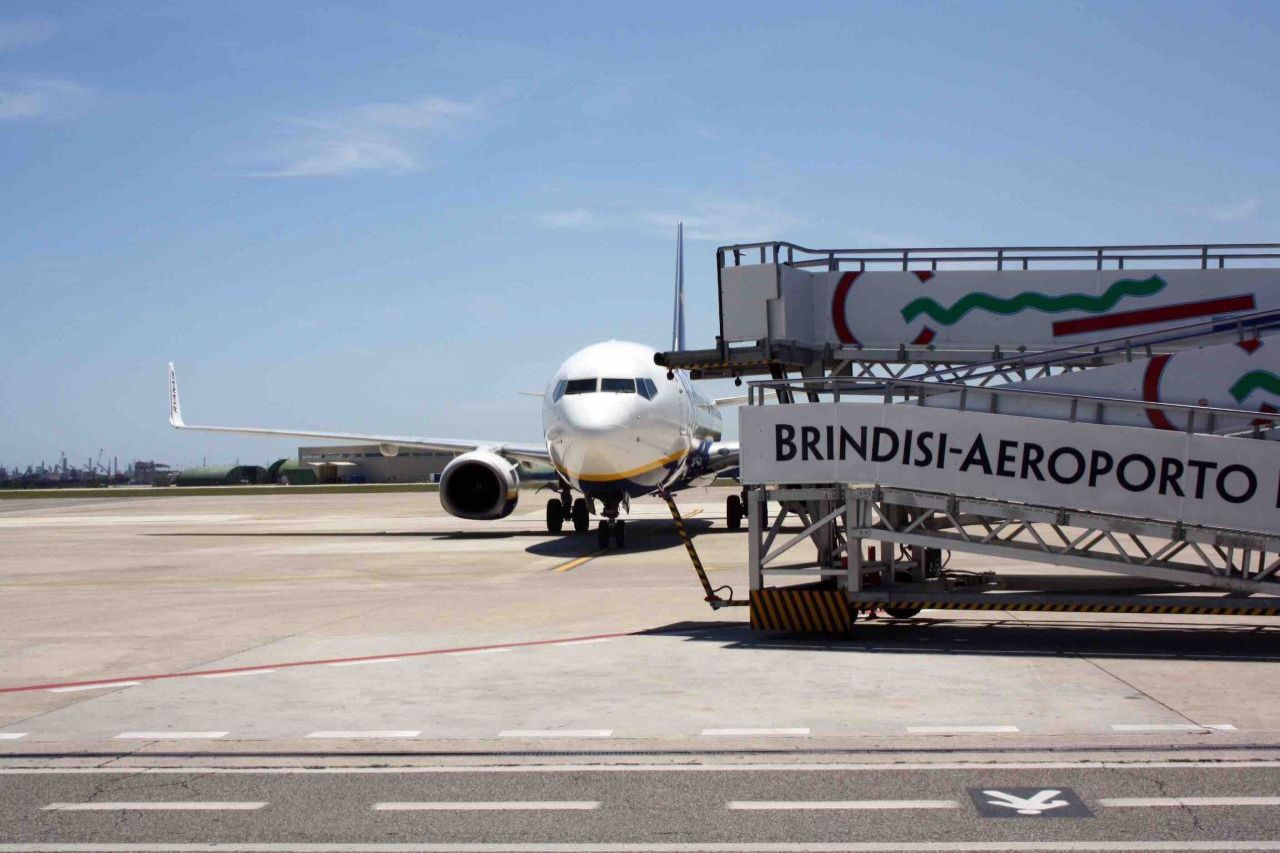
[553,638,615,647]
[374,801,600,811]
[1099,796,1280,808]
[329,658,402,667]
[1110,723,1237,732]
[7,759,1280,774]
[0,733,26,740]
[113,732,227,740]
[906,725,1020,734]
[702,728,810,737]
[6,840,1280,851]
[498,729,613,738]
[729,799,959,810]
[306,731,421,739]
[42,801,266,811]
[448,648,511,655]
[199,669,276,679]
[47,681,141,693]
[0,631,635,694]
[552,550,606,573]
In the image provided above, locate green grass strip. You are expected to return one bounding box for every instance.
[900,274,1166,326]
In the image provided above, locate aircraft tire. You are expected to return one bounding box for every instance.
[545,499,564,533]
[614,519,626,548]
[572,499,590,533]
[726,494,742,530]
[597,521,610,549]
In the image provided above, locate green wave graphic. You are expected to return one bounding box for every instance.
[900,274,1167,326]
[1229,370,1280,403]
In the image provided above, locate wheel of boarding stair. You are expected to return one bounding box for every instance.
[884,606,923,619]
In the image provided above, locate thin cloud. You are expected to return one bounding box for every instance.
[1207,197,1262,223]
[641,199,803,242]
[0,19,56,53]
[0,77,93,121]
[246,96,480,179]
[534,208,598,229]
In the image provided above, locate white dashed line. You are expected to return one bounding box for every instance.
[1099,796,1280,808]
[374,801,600,811]
[0,733,26,740]
[906,725,1020,734]
[200,669,277,678]
[729,799,959,810]
[47,681,142,693]
[702,728,810,737]
[1110,723,1237,732]
[43,801,266,811]
[498,729,613,738]
[114,732,228,740]
[306,730,421,739]
[328,658,403,667]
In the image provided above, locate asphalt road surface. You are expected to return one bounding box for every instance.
[3,761,1280,850]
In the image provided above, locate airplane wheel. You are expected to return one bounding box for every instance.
[726,494,742,530]
[597,521,610,549]
[613,520,626,548]
[884,606,922,619]
[545,499,563,533]
[572,499,589,533]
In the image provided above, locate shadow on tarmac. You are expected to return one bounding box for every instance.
[642,618,1280,662]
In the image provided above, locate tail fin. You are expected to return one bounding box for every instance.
[168,362,185,427]
[671,222,686,352]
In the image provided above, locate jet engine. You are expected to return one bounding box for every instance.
[438,451,520,520]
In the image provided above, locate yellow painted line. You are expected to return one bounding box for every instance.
[685,508,703,518]
[553,551,606,573]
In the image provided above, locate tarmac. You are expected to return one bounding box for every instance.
[2,486,1280,850]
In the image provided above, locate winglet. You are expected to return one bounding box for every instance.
[168,362,185,428]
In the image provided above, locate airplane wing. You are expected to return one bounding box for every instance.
[167,363,550,465]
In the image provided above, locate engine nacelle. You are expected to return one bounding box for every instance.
[439,451,520,520]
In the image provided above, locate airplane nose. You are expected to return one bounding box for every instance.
[559,397,630,433]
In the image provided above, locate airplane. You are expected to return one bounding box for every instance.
[167,224,745,549]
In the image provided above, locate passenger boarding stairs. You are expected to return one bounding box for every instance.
[657,241,1280,627]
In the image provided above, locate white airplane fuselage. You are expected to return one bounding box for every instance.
[542,340,722,501]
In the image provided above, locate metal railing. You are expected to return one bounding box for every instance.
[748,375,1280,437]
[718,241,1280,272]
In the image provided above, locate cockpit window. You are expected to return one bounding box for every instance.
[564,378,597,395]
[636,378,657,400]
[552,380,568,402]
[601,378,635,394]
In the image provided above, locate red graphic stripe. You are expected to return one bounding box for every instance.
[1142,354,1176,430]
[831,272,861,345]
[1053,294,1256,337]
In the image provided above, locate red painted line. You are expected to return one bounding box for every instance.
[0,631,635,694]
[1052,294,1256,337]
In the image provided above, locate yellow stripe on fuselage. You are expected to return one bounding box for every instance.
[554,448,688,483]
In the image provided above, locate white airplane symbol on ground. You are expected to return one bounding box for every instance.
[983,789,1071,815]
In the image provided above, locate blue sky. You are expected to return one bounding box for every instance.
[2,1,1278,470]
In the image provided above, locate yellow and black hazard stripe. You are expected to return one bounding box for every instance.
[751,588,851,633]
[852,599,1280,616]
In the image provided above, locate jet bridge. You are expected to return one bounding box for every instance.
[658,241,1280,631]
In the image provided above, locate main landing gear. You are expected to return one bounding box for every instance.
[726,489,759,531]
